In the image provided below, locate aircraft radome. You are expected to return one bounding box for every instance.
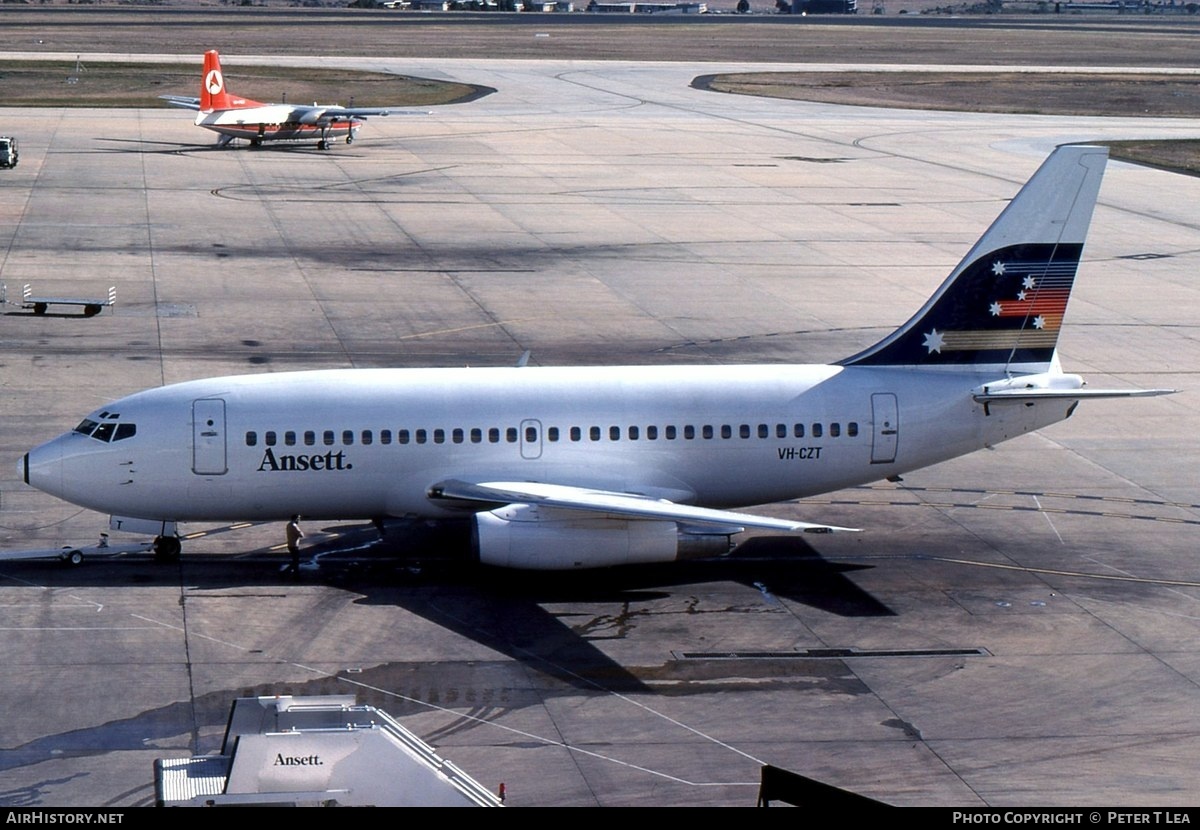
[161,50,422,150]
[19,145,1172,568]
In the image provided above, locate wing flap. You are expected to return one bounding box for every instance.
[428,479,857,534]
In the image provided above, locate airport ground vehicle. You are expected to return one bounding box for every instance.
[0,136,18,169]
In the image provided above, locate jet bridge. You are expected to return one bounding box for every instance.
[155,695,503,807]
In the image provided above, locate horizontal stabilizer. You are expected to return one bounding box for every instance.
[159,95,201,111]
[429,479,858,534]
[974,387,1175,404]
[973,371,1175,404]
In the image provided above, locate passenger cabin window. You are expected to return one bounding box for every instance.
[323,430,335,446]
[265,431,277,446]
[285,431,296,446]
[246,431,257,447]
[305,431,316,446]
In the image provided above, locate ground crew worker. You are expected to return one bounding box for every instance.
[286,515,304,574]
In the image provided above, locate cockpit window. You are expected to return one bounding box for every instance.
[74,417,136,443]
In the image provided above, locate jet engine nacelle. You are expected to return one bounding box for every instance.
[473,505,733,570]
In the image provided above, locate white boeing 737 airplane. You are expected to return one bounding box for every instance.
[19,146,1171,568]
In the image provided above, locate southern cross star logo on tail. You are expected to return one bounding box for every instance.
[843,243,1083,369]
[978,256,1073,341]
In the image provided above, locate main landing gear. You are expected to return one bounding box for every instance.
[316,124,354,151]
[153,535,181,563]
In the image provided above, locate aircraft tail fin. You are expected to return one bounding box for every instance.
[840,145,1108,374]
[199,50,265,112]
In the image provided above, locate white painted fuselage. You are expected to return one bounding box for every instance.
[22,363,1067,525]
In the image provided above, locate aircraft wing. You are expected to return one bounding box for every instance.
[428,479,858,534]
[315,107,394,118]
[294,105,431,121]
[160,95,202,111]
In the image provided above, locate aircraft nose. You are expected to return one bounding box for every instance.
[21,438,65,496]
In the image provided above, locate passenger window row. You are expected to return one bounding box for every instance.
[244,421,858,448]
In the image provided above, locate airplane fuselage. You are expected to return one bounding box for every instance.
[21,364,1070,526]
[195,106,361,144]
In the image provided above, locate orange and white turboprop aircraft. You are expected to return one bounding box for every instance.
[161,50,408,150]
